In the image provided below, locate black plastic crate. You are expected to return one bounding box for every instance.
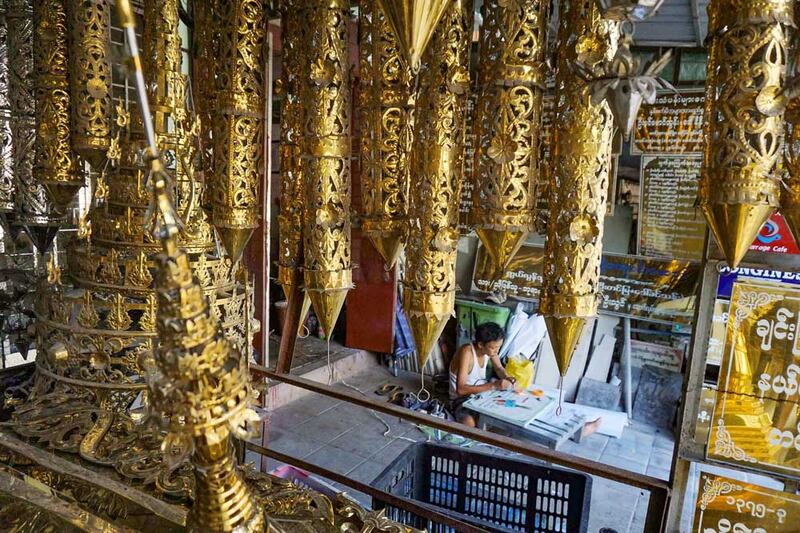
[371,442,592,533]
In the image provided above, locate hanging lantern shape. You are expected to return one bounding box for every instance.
[0,1,15,227]
[596,0,665,22]
[67,0,112,168]
[404,1,472,368]
[300,0,353,335]
[34,0,81,212]
[470,0,550,283]
[209,0,268,262]
[359,0,414,268]
[377,0,450,72]
[784,96,800,241]
[192,0,217,182]
[540,1,620,377]
[8,0,60,252]
[277,1,306,297]
[699,0,793,269]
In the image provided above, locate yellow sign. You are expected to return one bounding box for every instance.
[632,90,705,155]
[693,472,800,532]
[472,244,699,325]
[708,280,800,477]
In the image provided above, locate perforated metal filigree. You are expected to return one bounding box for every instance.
[403,1,472,366]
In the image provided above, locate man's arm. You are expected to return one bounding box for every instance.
[456,348,498,397]
[490,354,510,380]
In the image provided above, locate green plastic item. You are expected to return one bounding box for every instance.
[455,299,511,349]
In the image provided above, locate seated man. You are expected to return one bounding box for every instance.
[449,322,518,427]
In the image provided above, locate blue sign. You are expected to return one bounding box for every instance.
[717,267,800,299]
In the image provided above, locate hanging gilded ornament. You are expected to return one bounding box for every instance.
[8,0,61,252]
[470,0,550,283]
[192,0,217,183]
[377,0,451,72]
[300,0,353,335]
[277,0,306,296]
[66,0,112,168]
[404,0,472,368]
[575,31,674,139]
[699,0,793,269]
[782,28,800,242]
[596,0,665,21]
[34,0,82,212]
[209,0,267,262]
[540,1,620,378]
[0,0,14,231]
[359,0,414,268]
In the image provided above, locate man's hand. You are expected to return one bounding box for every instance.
[496,378,514,391]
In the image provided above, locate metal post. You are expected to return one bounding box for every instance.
[623,316,633,418]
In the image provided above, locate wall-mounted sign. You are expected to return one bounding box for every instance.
[717,267,800,300]
[639,156,706,261]
[708,280,800,478]
[632,90,704,155]
[472,244,700,325]
[749,213,800,255]
[693,472,800,532]
[459,93,478,232]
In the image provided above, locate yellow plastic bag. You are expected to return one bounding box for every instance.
[505,356,534,390]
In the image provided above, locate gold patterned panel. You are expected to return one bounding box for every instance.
[277,0,306,294]
[34,0,81,212]
[708,280,800,478]
[403,0,472,367]
[700,0,793,269]
[192,0,217,183]
[470,0,550,283]
[693,472,800,532]
[66,0,112,168]
[209,0,267,262]
[358,0,414,268]
[540,0,619,376]
[300,0,353,334]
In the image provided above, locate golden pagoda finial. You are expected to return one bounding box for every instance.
[209,0,268,262]
[359,0,414,268]
[699,0,793,268]
[540,1,620,377]
[403,0,473,368]
[470,0,550,283]
[276,0,306,297]
[300,0,353,335]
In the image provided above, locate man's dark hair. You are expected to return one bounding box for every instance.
[474,322,505,344]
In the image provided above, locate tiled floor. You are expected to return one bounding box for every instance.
[249,365,677,532]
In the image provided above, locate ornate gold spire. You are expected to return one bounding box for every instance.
[8,0,61,252]
[209,0,268,262]
[403,0,472,368]
[66,0,112,168]
[470,0,550,283]
[277,0,306,297]
[699,0,793,268]
[11,0,250,499]
[34,0,81,212]
[300,0,353,335]
[377,0,451,72]
[540,1,620,376]
[358,0,414,268]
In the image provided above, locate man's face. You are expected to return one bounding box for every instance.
[478,339,503,357]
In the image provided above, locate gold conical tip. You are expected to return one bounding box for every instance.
[702,202,775,269]
[216,226,255,263]
[378,0,451,74]
[367,233,405,268]
[307,288,349,336]
[406,311,449,370]
[475,228,528,283]
[544,316,587,377]
[44,182,83,213]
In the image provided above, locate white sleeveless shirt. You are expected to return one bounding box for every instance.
[449,344,489,400]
